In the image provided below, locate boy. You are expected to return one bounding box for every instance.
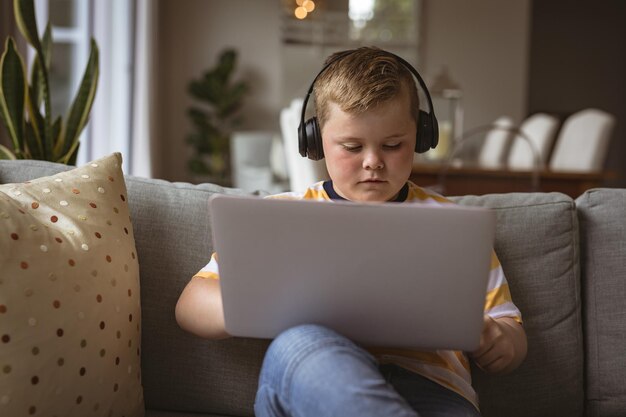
[176,47,527,417]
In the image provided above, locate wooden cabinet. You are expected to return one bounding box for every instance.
[410,164,615,198]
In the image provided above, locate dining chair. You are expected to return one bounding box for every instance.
[549,108,616,172]
[508,113,559,170]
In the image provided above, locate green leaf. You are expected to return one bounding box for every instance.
[15,0,52,155]
[216,49,236,84]
[0,144,17,159]
[188,157,210,175]
[0,38,27,155]
[51,115,61,146]
[56,39,99,162]
[30,23,52,108]
[14,0,43,52]
[41,23,52,69]
[189,77,221,104]
[26,85,46,157]
[24,121,40,159]
[217,81,248,118]
[66,142,79,166]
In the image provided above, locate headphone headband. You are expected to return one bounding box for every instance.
[298,49,439,160]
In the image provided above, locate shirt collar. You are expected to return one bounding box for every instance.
[323,181,408,202]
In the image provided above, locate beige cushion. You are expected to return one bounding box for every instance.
[0,153,144,416]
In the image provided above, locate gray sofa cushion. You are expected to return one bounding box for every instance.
[453,193,584,417]
[576,189,626,417]
[125,176,268,416]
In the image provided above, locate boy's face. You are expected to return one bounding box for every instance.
[321,91,417,202]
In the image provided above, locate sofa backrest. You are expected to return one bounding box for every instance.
[0,159,588,417]
[124,175,269,416]
[576,189,626,417]
[453,193,584,417]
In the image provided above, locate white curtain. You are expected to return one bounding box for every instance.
[130,0,158,178]
[88,0,157,177]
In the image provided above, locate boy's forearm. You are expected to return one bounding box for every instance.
[175,277,230,340]
[495,316,527,373]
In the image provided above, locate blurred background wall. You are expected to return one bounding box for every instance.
[1,0,624,187]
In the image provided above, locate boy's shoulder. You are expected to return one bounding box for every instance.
[405,181,454,205]
[266,181,330,201]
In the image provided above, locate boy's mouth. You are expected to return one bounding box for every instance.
[360,178,386,183]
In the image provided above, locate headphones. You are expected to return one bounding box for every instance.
[298,49,439,161]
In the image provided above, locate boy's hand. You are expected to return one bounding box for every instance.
[470,315,522,374]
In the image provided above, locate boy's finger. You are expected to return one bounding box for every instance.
[474,347,500,368]
[471,339,494,359]
[482,356,508,374]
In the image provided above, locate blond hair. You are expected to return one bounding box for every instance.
[313,47,419,129]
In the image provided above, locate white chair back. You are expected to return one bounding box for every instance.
[508,113,559,170]
[477,116,515,169]
[549,108,615,172]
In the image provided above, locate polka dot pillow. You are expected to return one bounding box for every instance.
[0,153,144,417]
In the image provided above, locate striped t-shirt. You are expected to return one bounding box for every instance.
[194,180,522,410]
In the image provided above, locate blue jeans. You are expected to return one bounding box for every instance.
[255,324,481,417]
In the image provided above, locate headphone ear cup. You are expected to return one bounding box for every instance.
[415,110,439,153]
[304,116,324,161]
[298,121,308,157]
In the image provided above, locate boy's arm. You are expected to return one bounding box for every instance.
[470,315,527,375]
[175,276,231,340]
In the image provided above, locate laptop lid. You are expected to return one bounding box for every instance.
[209,194,495,351]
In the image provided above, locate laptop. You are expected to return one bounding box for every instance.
[208,194,496,351]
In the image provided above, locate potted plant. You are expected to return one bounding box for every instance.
[0,0,99,164]
[186,48,249,185]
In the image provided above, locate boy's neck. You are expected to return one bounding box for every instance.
[323,181,409,202]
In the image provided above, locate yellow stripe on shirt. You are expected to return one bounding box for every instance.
[491,251,501,270]
[406,183,451,204]
[485,283,513,309]
[193,271,219,280]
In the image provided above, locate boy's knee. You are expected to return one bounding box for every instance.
[267,324,345,360]
[262,324,359,377]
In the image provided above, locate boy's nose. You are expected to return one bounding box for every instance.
[363,152,384,170]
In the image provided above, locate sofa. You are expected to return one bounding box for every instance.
[1,156,625,417]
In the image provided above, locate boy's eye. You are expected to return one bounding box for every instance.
[383,143,401,150]
[342,144,362,152]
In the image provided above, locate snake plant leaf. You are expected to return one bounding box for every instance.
[0,144,17,159]
[25,83,46,158]
[30,23,52,108]
[56,38,99,163]
[51,115,61,147]
[66,142,79,166]
[15,0,52,153]
[26,86,45,155]
[0,38,27,156]
[24,121,41,159]
[14,0,43,53]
